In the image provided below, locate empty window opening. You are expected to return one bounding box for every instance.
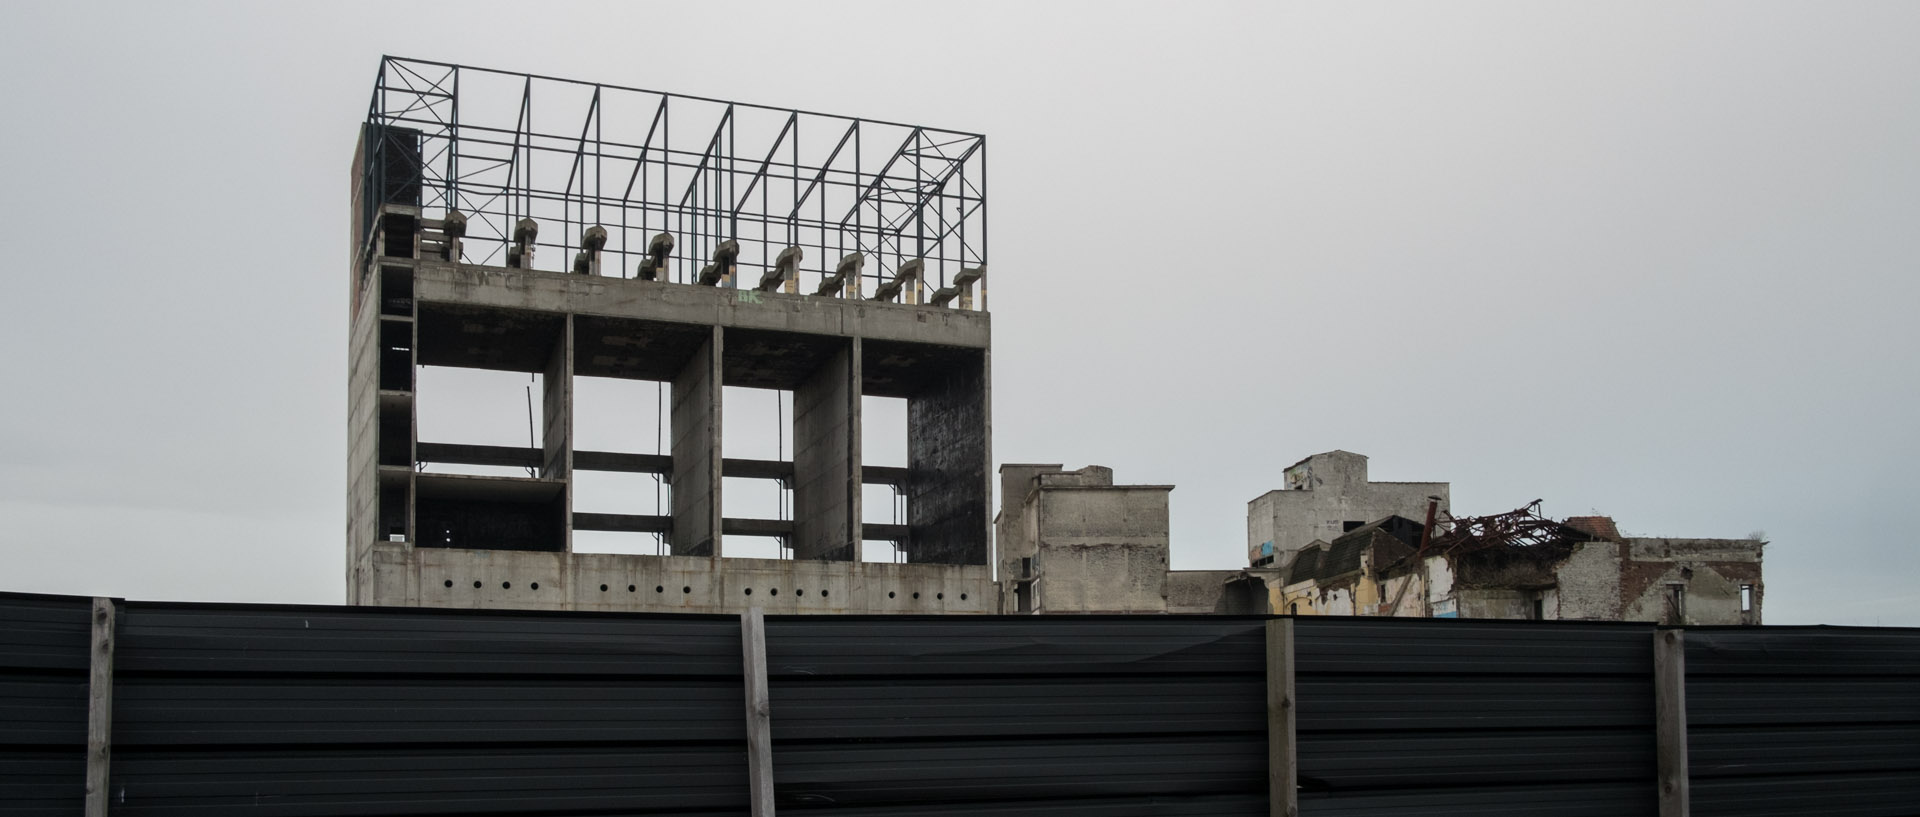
[416,366,545,476]
[863,483,906,525]
[379,266,413,317]
[862,395,907,468]
[1343,520,1366,533]
[574,470,666,516]
[724,476,790,525]
[1740,584,1755,613]
[574,376,667,455]
[1665,583,1688,625]
[1531,596,1545,621]
[723,386,790,463]
[863,539,905,564]
[573,529,665,556]
[726,535,787,561]
[379,321,414,391]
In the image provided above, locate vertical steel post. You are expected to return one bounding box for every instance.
[741,608,775,817]
[1266,618,1298,817]
[84,597,116,817]
[1655,628,1691,817]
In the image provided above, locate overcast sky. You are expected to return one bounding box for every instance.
[2,1,1915,625]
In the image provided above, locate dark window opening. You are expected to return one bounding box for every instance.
[1343,520,1366,533]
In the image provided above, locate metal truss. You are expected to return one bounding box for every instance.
[359,56,987,298]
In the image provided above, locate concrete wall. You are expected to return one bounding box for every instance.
[1618,538,1764,625]
[364,543,993,614]
[1166,571,1267,614]
[1247,451,1448,566]
[1553,541,1626,620]
[994,465,1172,614]
[1033,480,1170,614]
[906,354,990,565]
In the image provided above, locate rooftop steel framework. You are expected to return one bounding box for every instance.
[359,56,987,297]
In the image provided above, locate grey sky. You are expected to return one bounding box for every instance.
[1,1,1914,625]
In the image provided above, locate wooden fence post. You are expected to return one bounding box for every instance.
[1267,618,1298,817]
[742,607,775,817]
[1655,628,1690,817]
[85,597,116,817]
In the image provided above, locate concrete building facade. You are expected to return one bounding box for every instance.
[995,465,1173,614]
[1246,451,1448,568]
[347,98,995,615]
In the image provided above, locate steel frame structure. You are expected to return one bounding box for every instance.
[359,56,987,299]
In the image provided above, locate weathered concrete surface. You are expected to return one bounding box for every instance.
[670,327,722,557]
[1618,538,1764,625]
[906,352,990,565]
[352,228,994,609]
[1247,451,1448,567]
[365,543,992,614]
[995,465,1172,614]
[995,463,1061,584]
[412,262,989,349]
[1166,570,1267,614]
[792,341,859,561]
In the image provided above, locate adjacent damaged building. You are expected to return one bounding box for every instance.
[1247,489,1765,625]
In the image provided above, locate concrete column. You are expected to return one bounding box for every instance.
[544,316,573,552]
[672,326,723,556]
[791,339,860,561]
[905,349,990,565]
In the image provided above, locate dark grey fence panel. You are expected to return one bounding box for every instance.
[1687,627,1920,817]
[0,593,93,817]
[764,616,1270,817]
[106,601,747,817]
[5,590,1920,817]
[1294,618,1658,817]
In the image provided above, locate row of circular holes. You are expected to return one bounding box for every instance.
[443,578,965,602]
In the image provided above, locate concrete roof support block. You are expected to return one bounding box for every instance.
[759,246,803,293]
[928,266,986,309]
[637,232,675,281]
[815,252,863,297]
[508,218,539,269]
[573,226,608,276]
[698,240,739,287]
[870,258,924,304]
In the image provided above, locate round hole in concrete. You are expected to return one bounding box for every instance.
[473,581,482,589]
[600,584,608,592]
[444,580,453,588]
[628,585,637,592]
[770,588,779,596]
[655,585,664,593]
[960,593,968,601]
[937,593,944,600]
[683,586,691,594]
[530,582,539,590]
[888,591,896,599]
[795,589,803,597]
[821,590,829,597]
[913,592,921,600]
[502,581,511,589]
[744,588,753,595]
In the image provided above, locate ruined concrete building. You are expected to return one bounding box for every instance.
[1244,457,1765,625]
[348,58,992,614]
[1247,450,1449,568]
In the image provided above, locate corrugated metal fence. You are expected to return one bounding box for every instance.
[3,591,1915,817]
